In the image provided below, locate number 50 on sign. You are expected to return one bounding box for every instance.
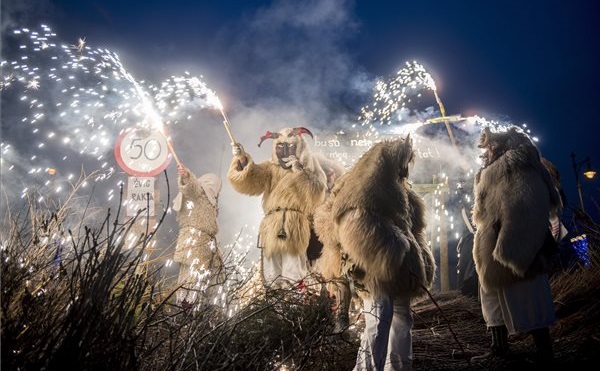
[114,128,173,176]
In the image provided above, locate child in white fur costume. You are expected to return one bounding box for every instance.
[173,164,224,305]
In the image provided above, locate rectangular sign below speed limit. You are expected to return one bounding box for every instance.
[125,176,155,217]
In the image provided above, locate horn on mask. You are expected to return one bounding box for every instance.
[258,131,281,147]
[291,127,314,139]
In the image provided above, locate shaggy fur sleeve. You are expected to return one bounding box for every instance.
[227,154,272,196]
[313,197,343,280]
[269,168,327,212]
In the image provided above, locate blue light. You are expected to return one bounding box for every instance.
[570,234,590,268]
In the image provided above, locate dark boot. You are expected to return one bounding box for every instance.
[471,325,509,362]
[530,327,553,365]
[491,325,509,356]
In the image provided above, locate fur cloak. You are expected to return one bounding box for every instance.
[473,128,562,291]
[227,129,328,259]
[319,138,435,300]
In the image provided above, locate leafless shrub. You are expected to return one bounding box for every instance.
[1,173,360,371]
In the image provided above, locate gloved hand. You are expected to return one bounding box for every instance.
[285,155,304,172]
[231,142,248,170]
[231,142,245,157]
[177,164,190,179]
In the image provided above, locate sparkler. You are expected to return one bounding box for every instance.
[165,137,182,166]
[149,73,235,155]
[429,77,458,147]
[1,25,226,201]
[359,61,459,145]
[216,99,237,144]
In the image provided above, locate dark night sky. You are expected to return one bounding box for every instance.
[2,0,599,221]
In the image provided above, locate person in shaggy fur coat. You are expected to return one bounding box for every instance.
[173,163,224,305]
[316,136,435,370]
[228,127,328,289]
[471,127,562,365]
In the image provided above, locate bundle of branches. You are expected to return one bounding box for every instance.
[1,175,362,371]
[153,286,358,371]
[0,179,168,370]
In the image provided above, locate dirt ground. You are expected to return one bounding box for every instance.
[408,289,600,370]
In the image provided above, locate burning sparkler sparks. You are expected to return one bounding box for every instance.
[1,24,228,202]
[70,37,86,53]
[349,60,542,291]
[1,25,256,305]
[359,60,437,127]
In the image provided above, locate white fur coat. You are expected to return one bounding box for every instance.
[473,129,561,291]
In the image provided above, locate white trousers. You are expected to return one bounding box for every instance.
[263,251,308,288]
[480,274,555,334]
[354,296,413,371]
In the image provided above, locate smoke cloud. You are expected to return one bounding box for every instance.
[1,0,491,272]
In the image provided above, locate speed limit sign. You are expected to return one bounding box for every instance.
[114,128,173,176]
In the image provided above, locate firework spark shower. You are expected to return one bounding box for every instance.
[2,0,598,272]
[1,25,225,202]
[1,23,540,269]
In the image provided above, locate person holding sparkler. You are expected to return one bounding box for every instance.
[172,163,224,306]
[228,127,328,290]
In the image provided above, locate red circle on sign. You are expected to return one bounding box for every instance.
[114,129,173,177]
